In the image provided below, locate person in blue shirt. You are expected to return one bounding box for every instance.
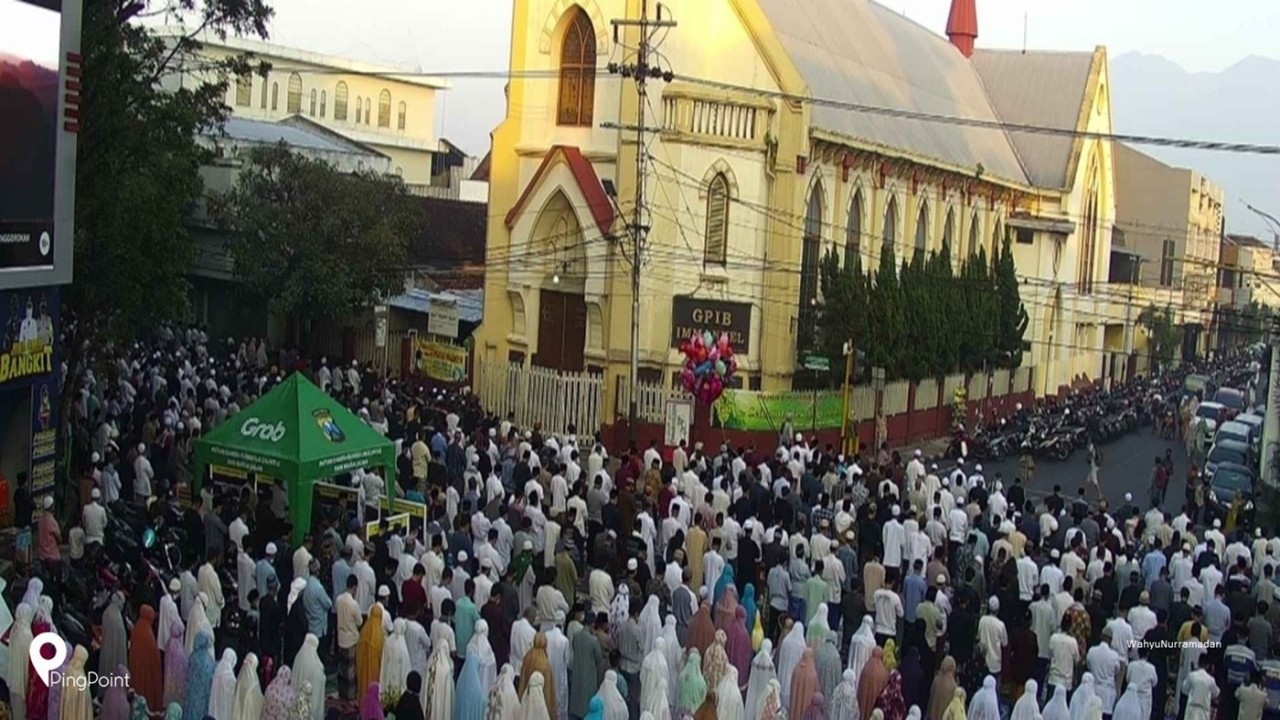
[331,547,353,604]
[254,542,280,598]
[302,559,332,658]
[903,559,928,623]
[1142,539,1168,590]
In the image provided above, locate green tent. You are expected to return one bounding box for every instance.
[193,373,394,542]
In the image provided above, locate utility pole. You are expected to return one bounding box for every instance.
[840,340,855,455]
[606,1,675,444]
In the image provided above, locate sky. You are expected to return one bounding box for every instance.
[254,0,1280,157]
[1,0,61,69]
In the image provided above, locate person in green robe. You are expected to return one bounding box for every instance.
[804,573,829,626]
[570,612,608,717]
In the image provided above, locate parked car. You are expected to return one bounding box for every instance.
[1191,401,1226,442]
[1208,460,1256,501]
[1184,373,1214,400]
[1234,412,1264,453]
[1213,387,1247,419]
[1215,420,1253,449]
[1204,439,1251,480]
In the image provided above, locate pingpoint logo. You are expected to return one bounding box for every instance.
[241,417,287,442]
[30,633,128,690]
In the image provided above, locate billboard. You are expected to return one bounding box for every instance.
[0,0,80,288]
[0,286,57,390]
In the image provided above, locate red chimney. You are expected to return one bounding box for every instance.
[946,0,978,58]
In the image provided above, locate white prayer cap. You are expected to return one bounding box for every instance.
[975,464,983,472]
[137,443,146,453]
[795,433,803,442]
[744,520,754,530]
[699,586,709,599]
[1000,521,1015,534]
[941,478,950,487]
[91,488,100,500]
[1050,549,1061,559]
[914,449,922,457]
[995,481,1003,491]
[481,558,494,569]
[931,463,938,471]
[891,505,901,516]
[42,496,52,509]
[378,585,390,597]
[555,609,567,623]
[489,428,496,437]
[91,452,100,463]
[1258,529,1265,538]
[936,574,947,585]
[523,540,534,550]
[957,458,965,465]
[628,559,638,571]
[169,578,181,592]
[1214,519,1222,528]
[1124,493,1132,502]
[458,551,469,563]
[266,543,278,555]
[988,597,1000,611]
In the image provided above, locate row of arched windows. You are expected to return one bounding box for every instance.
[234,73,408,130]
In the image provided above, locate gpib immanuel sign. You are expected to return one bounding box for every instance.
[194,373,395,541]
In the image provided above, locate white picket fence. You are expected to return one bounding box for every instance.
[626,381,695,423]
[477,361,605,434]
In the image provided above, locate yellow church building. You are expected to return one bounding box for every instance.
[476,0,1123,420]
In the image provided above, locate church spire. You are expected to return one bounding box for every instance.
[946,0,978,58]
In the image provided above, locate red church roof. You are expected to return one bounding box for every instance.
[503,145,615,235]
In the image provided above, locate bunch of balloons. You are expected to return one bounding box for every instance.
[680,330,738,404]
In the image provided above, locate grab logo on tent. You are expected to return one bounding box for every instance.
[241,417,287,442]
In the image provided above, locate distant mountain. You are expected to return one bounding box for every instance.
[1109,52,1280,237]
[0,57,58,219]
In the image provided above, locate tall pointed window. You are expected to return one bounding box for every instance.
[398,101,407,130]
[882,196,898,263]
[355,96,362,124]
[799,185,824,346]
[378,90,392,128]
[557,10,597,126]
[845,190,863,270]
[704,174,729,266]
[309,89,317,116]
[320,90,327,118]
[334,82,348,121]
[943,208,955,251]
[365,98,371,125]
[286,72,302,114]
[270,82,278,111]
[260,76,268,108]
[914,200,929,260]
[967,212,980,260]
[234,75,251,106]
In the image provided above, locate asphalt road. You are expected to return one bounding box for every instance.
[956,425,1194,516]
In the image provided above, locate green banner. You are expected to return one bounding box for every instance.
[712,389,845,431]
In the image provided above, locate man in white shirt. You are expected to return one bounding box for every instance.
[1030,586,1057,685]
[1181,656,1219,720]
[882,506,905,580]
[872,579,904,645]
[133,443,154,501]
[228,512,249,552]
[906,450,926,487]
[352,546,377,614]
[1199,562,1224,601]
[1016,552,1039,603]
[334,575,362,700]
[1105,615,1136,661]
[81,489,107,546]
[1128,591,1158,643]
[1087,628,1124,714]
[978,597,1009,680]
[1047,615,1082,693]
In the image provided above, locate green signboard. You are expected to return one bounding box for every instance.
[712,389,844,431]
[802,354,830,372]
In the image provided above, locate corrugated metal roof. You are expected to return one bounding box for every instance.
[387,288,483,323]
[973,49,1095,190]
[755,0,1027,183]
[216,117,359,155]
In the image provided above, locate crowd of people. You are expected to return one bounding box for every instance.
[4,326,1277,720]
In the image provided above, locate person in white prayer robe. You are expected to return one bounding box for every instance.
[642,637,672,719]
[716,667,746,720]
[158,578,184,653]
[1111,684,1145,720]
[405,613,431,678]
[777,621,806,710]
[510,607,538,676]
[1086,630,1123,715]
[968,676,1001,720]
[1125,648,1158,720]
[1069,674,1099,720]
[546,612,572,720]
[1177,655,1218,720]
[1010,681,1043,720]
